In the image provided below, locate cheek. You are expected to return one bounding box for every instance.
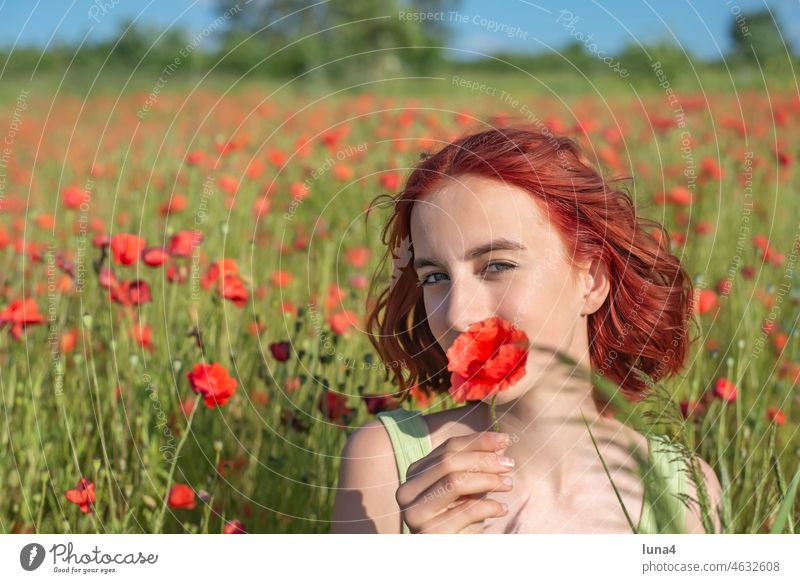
[502,269,561,324]
[422,291,448,339]
[503,270,581,341]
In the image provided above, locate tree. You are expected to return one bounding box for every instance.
[729,8,793,67]
[213,0,460,79]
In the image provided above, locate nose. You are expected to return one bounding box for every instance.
[443,273,492,336]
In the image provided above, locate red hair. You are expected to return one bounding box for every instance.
[365,123,697,412]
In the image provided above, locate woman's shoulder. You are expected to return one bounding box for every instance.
[333,417,406,533]
[341,416,396,459]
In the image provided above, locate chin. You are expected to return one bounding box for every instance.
[482,363,548,405]
[483,380,531,405]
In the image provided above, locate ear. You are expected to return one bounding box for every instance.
[581,259,610,317]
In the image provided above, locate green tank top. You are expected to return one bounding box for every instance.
[377,407,688,534]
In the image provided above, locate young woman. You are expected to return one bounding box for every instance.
[331,124,723,534]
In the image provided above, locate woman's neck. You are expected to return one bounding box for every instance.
[473,373,616,499]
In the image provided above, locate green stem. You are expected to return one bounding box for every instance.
[86,319,118,530]
[35,475,47,532]
[490,393,500,432]
[153,394,202,532]
[201,449,221,534]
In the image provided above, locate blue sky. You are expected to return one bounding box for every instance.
[0,0,798,60]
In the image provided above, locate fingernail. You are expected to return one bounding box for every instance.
[501,475,513,486]
[498,456,515,468]
[499,502,509,514]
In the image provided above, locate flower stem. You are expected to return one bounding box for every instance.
[490,393,500,432]
[153,394,201,532]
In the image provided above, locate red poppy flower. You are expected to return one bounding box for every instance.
[201,259,239,289]
[217,274,249,307]
[217,456,248,478]
[249,319,266,336]
[142,246,169,267]
[36,213,55,229]
[700,157,722,181]
[94,234,109,248]
[350,274,368,289]
[270,341,291,362]
[64,477,96,514]
[679,399,706,420]
[168,230,202,257]
[180,397,197,417]
[763,246,785,266]
[62,185,90,210]
[55,251,75,277]
[362,392,400,415]
[328,309,359,336]
[268,148,287,166]
[753,234,769,251]
[446,316,530,403]
[379,171,402,191]
[159,194,188,216]
[290,182,309,200]
[186,150,205,166]
[773,332,788,354]
[0,298,46,340]
[271,270,294,288]
[778,361,800,386]
[246,159,264,179]
[167,483,196,509]
[716,278,732,296]
[250,388,269,406]
[61,328,79,353]
[713,377,737,403]
[253,196,271,216]
[345,246,370,269]
[280,301,297,316]
[410,384,433,408]
[325,284,347,312]
[132,322,155,352]
[766,406,786,425]
[98,267,117,289]
[109,233,146,266]
[319,390,354,423]
[694,289,718,315]
[186,362,238,408]
[166,260,189,284]
[109,279,152,306]
[694,220,713,235]
[668,186,693,206]
[223,519,246,534]
[218,175,238,195]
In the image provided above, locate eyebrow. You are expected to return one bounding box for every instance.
[413,238,527,270]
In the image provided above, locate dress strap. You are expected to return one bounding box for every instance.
[376,408,433,534]
[376,408,433,483]
[637,433,688,533]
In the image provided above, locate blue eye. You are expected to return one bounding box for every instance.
[418,272,448,287]
[484,262,516,274]
[418,262,516,287]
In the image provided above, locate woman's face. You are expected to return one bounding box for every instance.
[409,173,605,404]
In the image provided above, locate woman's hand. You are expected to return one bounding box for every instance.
[396,431,515,533]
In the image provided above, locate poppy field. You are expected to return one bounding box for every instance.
[1,74,799,534]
